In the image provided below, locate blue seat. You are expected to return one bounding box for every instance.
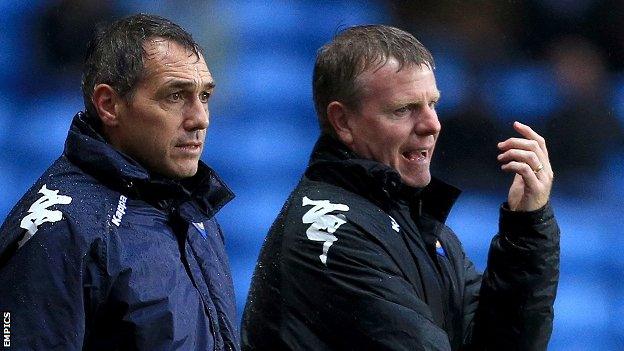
[445,191,501,271]
[481,64,559,125]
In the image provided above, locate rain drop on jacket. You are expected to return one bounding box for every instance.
[0,112,239,350]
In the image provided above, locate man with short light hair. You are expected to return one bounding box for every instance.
[242,25,559,350]
[0,14,239,350]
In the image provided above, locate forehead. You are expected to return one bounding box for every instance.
[357,58,437,98]
[141,37,211,80]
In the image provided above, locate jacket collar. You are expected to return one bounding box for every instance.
[63,112,234,219]
[305,134,460,224]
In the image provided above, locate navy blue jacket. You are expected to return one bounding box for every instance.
[242,135,560,350]
[0,112,239,350]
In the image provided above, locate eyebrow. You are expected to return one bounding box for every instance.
[395,91,441,106]
[164,79,215,91]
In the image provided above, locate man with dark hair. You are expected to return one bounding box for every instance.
[241,25,559,350]
[0,14,239,350]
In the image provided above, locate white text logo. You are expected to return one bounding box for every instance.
[3,312,10,347]
[111,195,127,227]
[301,196,349,265]
[19,185,72,248]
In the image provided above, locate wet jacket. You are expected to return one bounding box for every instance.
[0,112,239,350]
[241,135,560,350]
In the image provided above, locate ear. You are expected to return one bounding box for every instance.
[92,84,122,127]
[326,101,354,145]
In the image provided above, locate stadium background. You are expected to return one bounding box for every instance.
[1,1,622,349]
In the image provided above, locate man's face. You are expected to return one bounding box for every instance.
[112,38,214,179]
[343,58,441,188]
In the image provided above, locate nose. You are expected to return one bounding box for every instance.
[184,97,209,131]
[414,105,441,135]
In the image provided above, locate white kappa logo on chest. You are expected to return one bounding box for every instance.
[19,184,72,248]
[388,215,400,232]
[301,196,349,265]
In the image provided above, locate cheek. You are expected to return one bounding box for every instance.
[137,123,171,155]
[148,117,179,140]
[385,130,406,151]
[367,134,400,164]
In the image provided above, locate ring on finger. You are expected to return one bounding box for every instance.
[533,163,544,174]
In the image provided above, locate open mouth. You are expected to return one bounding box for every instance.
[402,149,428,162]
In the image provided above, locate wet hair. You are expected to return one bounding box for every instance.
[312,24,434,134]
[81,13,202,119]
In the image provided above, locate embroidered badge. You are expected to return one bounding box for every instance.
[192,222,207,239]
[19,185,72,248]
[435,240,446,257]
[301,196,349,265]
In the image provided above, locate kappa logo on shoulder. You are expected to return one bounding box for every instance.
[19,184,72,248]
[301,196,349,265]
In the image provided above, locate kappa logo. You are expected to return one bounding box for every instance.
[301,196,349,265]
[389,215,400,232]
[19,185,72,248]
[111,195,128,227]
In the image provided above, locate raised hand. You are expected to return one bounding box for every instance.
[497,121,554,211]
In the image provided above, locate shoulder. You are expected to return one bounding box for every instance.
[286,177,388,224]
[0,156,126,257]
[275,178,396,243]
[270,177,402,266]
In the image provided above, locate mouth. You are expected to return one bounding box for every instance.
[175,141,203,153]
[401,148,429,162]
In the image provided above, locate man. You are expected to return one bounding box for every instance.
[0,14,239,350]
[241,25,559,350]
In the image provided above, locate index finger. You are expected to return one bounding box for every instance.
[513,121,548,156]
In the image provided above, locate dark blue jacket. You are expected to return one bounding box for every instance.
[0,112,239,350]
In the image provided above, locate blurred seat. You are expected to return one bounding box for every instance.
[481,64,559,125]
[445,191,501,271]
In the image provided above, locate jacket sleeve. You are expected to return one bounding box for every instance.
[463,202,560,350]
[283,219,453,351]
[0,219,86,350]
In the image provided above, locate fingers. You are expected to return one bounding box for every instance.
[497,148,544,177]
[512,121,548,156]
[497,138,543,158]
[500,161,541,188]
[497,121,554,184]
[498,121,553,211]
[497,122,552,176]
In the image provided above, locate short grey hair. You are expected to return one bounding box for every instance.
[312,24,434,134]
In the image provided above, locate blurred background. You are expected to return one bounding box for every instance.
[0,0,622,349]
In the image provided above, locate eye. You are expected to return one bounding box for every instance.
[199,91,211,103]
[429,96,441,109]
[394,106,410,117]
[168,92,183,102]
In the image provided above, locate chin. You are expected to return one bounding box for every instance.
[166,165,199,179]
[178,168,199,179]
[401,173,431,188]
